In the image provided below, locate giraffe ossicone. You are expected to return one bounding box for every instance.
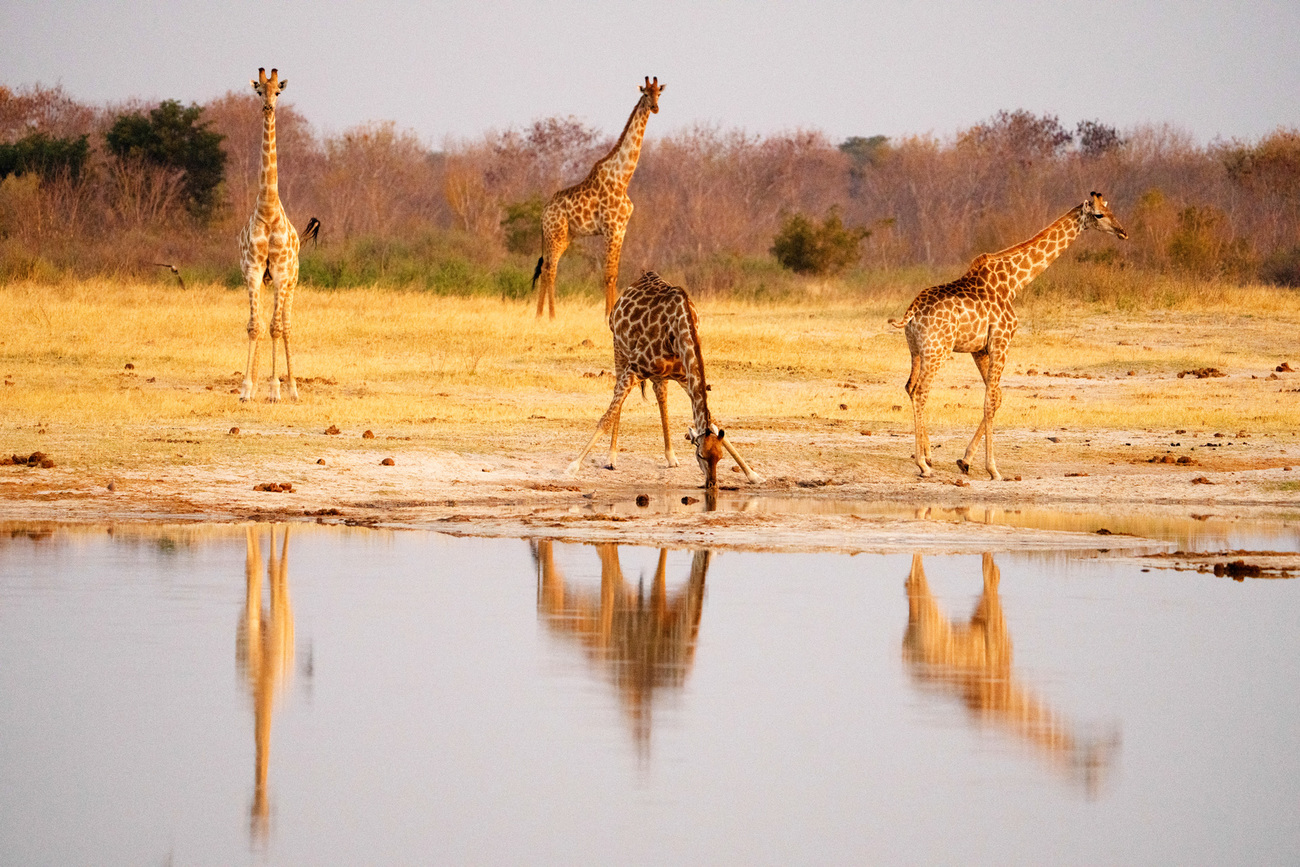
[237,67,317,403]
[532,77,663,320]
[567,271,761,489]
[890,192,1128,480]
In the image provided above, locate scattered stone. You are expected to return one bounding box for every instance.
[229,427,240,435]
[3,451,52,468]
[1266,373,1280,381]
[381,458,395,466]
[580,338,595,348]
[1095,528,1112,535]
[635,494,650,507]
[316,458,326,465]
[1013,475,1022,481]
[1065,472,1088,477]
[1178,368,1226,379]
[124,363,134,370]
[953,478,968,487]
[362,430,375,439]
[1190,476,1214,485]
[681,496,699,505]
[891,405,902,412]
[731,465,740,472]
[860,430,872,436]
[254,482,294,493]
[106,481,115,492]
[306,508,342,517]
[1176,429,1186,434]
[1277,362,1293,372]
[1214,560,1262,579]
[839,403,848,411]
[1126,370,1135,376]
[1047,436,1060,443]
[1176,456,1197,465]
[325,425,341,435]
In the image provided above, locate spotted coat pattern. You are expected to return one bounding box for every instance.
[890,193,1128,480]
[534,77,662,319]
[238,68,303,402]
[566,272,761,488]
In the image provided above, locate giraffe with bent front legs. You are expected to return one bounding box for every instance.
[567,271,761,489]
[890,192,1127,480]
[237,68,318,402]
[532,77,663,320]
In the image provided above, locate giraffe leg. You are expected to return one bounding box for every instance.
[566,370,637,475]
[267,277,283,403]
[602,225,626,319]
[719,434,763,484]
[536,225,568,319]
[652,379,679,467]
[240,264,264,402]
[906,349,943,477]
[961,347,1006,480]
[280,261,299,401]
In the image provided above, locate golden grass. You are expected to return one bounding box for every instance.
[1,276,1298,475]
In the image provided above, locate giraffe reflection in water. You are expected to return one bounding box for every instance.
[235,525,295,841]
[902,553,1118,794]
[533,541,709,758]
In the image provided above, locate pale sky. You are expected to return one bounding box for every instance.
[4,0,1297,147]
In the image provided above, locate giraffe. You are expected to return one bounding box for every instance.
[235,524,295,842]
[532,76,663,320]
[889,192,1127,479]
[237,68,319,402]
[532,540,710,759]
[566,271,761,489]
[902,553,1118,794]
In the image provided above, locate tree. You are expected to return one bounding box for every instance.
[839,135,889,168]
[771,207,870,275]
[1076,120,1123,158]
[105,100,226,218]
[0,132,90,181]
[958,110,1073,163]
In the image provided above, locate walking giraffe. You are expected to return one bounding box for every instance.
[237,68,319,402]
[567,271,761,489]
[532,76,663,319]
[890,192,1127,480]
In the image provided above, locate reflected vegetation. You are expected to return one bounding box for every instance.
[533,541,708,758]
[235,525,295,843]
[902,553,1118,795]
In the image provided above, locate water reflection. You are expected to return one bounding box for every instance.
[235,525,295,842]
[902,553,1118,795]
[533,541,708,758]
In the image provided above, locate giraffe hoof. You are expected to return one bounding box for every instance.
[956,459,971,475]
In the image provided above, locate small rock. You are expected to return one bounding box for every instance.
[1065,472,1088,477]
[681,496,698,505]
[860,430,873,436]
[1277,362,1293,372]
[325,425,341,435]
[381,458,395,466]
[1190,476,1214,485]
[316,458,326,465]
[124,363,134,370]
[953,479,968,487]
[635,494,650,506]
[229,427,240,435]
[1127,370,1135,376]
[1095,528,1112,535]
[581,338,595,348]
[362,430,375,439]
[839,403,848,411]
[107,481,116,492]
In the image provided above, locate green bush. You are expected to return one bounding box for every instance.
[501,196,544,255]
[771,207,870,276]
[105,100,226,219]
[0,132,90,182]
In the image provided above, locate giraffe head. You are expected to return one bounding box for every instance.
[251,68,287,114]
[686,425,725,489]
[639,76,665,114]
[1083,192,1128,240]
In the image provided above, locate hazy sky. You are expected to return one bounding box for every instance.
[4,1,1297,147]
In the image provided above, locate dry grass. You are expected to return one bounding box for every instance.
[1,276,1298,477]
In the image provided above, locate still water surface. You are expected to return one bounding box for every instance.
[1,522,1297,865]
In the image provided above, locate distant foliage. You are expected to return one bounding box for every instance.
[958,109,1073,163]
[500,196,544,255]
[1076,120,1124,158]
[839,135,890,168]
[0,132,90,181]
[771,208,870,275]
[105,100,226,219]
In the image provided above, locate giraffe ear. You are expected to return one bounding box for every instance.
[250,80,259,91]
[717,428,725,439]
[278,79,288,93]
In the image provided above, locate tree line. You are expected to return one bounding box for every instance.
[2,83,1298,288]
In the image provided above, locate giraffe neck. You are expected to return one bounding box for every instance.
[594,98,651,190]
[986,204,1086,295]
[678,304,713,435]
[257,107,280,214]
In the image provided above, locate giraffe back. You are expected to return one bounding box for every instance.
[611,271,704,387]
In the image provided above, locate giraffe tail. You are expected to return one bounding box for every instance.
[531,256,544,292]
[301,217,321,244]
[888,301,918,329]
